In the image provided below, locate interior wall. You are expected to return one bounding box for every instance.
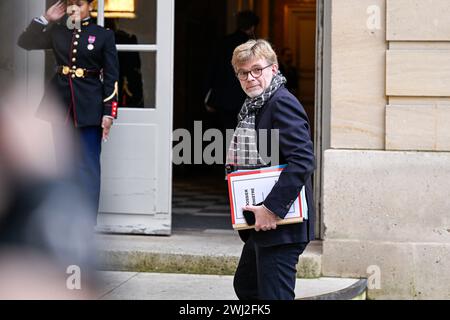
[272,0,317,136]
[173,0,318,177]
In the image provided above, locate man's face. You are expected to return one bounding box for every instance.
[66,0,91,20]
[236,58,278,98]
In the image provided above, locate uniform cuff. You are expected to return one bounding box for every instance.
[34,15,49,25]
[103,101,119,119]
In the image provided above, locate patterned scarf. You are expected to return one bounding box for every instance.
[226,71,287,171]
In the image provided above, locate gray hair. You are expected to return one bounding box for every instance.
[232,39,278,70]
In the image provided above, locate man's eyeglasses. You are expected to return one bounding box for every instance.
[236,64,273,81]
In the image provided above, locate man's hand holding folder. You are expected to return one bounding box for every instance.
[243,202,279,232]
[228,165,307,230]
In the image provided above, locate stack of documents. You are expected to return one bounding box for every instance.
[227,165,308,230]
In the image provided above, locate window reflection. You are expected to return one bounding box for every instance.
[118,48,145,108]
[106,19,145,107]
[101,0,157,108]
[100,0,156,45]
[113,48,156,109]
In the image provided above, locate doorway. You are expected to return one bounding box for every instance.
[172,0,321,235]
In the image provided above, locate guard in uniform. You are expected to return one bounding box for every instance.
[18,0,119,223]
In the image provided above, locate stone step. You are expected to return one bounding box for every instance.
[96,230,322,278]
[97,271,367,300]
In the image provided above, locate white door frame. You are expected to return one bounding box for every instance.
[18,0,175,235]
[96,0,175,235]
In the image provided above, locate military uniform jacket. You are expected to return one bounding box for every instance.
[18,17,119,127]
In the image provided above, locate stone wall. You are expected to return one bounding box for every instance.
[323,0,450,299]
[322,150,450,299]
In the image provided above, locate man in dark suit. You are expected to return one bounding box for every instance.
[205,10,260,130]
[17,0,119,223]
[226,39,315,300]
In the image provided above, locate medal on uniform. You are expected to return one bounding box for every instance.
[88,36,96,50]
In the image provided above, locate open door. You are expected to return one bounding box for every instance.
[97,0,174,235]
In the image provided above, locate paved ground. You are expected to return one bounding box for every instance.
[96,271,360,300]
[96,230,323,278]
[97,229,242,257]
[94,176,364,300]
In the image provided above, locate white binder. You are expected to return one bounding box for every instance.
[227,165,308,230]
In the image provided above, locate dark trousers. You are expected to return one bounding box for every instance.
[53,125,102,224]
[76,127,102,214]
[233,237,308,300]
